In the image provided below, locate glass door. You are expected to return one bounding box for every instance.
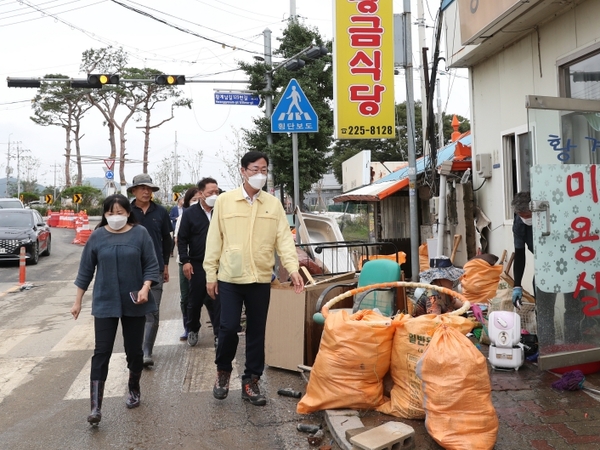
[527,95,600,371]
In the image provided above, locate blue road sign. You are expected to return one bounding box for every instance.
[214,92,260,106]
[105,170,114,180]
[271,79,318,133]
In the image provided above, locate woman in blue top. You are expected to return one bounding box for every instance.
[71,194,160,426]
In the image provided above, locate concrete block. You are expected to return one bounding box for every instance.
[349,421,415,450]
[324,410,365,450]
[345,426,375,441]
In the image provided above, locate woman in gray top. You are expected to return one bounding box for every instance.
[71,194,160,426]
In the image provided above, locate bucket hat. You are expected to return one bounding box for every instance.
[419,255,464,285]
[127,173,159,193]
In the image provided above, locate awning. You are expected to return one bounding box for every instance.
[333,132,472,203]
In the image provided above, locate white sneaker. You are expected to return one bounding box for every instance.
[187,331,198,347]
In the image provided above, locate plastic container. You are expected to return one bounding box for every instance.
[427,238,438,261]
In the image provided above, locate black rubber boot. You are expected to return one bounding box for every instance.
[87,380,105,425]
[126,371,142,409]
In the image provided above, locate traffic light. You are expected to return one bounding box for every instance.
[87,74,120,87]
[7,78,42,88]
[304,45,329,59]
[155,75,186,86]
[71,74,119,89]
[284,58,306,71]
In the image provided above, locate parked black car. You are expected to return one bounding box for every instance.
[0,208,51,265]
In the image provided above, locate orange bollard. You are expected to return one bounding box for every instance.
[19,246,26,285]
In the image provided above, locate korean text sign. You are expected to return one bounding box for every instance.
[334,0,396,140]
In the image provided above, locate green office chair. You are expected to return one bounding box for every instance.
[313,259,401,324]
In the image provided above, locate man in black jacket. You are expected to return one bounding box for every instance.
[177,177,220,348]
[129,174,172,367]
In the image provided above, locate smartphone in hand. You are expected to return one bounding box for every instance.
[130,291,139,303]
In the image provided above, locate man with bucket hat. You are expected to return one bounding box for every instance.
[128,174,172,367]
[413,255,465,316]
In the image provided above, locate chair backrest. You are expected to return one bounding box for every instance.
[358,259,401,287]
[356,259,401,316]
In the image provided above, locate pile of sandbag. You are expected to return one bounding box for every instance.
[298,307,499,450]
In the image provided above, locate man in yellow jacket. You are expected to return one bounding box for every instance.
[204,151,304,406]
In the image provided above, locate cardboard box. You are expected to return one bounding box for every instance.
[265,272,356,371]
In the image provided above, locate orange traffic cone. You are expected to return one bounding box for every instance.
[78,212,92,245]
[72,213,83,244]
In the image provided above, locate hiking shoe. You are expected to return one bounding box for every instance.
[187,331,198,347]
[213,370,231,400]
[241,376,267,406]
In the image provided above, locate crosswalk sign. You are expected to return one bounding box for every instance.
[271,79,318,133]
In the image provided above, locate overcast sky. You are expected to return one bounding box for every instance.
[0,0,469,191]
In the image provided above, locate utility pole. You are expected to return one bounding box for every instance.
[437,78,444,148]
[417,0,429,158]
[53,161,58,202]
[403,0,420,281]
[16,142,21,199]
[290,0,297,22]
[264,29,275,195]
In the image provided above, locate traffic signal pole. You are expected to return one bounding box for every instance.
[264,28,275,196]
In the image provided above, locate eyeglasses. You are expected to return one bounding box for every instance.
[245,167,268,175]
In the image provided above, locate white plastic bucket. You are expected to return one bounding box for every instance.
[427,238,438,261]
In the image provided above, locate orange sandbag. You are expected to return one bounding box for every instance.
[419,243,429,273]
[377,314,474,419]
[460,258,503,304]
[416,325,498,450]
[297,309,395,414]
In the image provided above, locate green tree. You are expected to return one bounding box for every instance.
[31,75,93,186]
[61,185,103,207]
[240,20,333,205]
[79,47,192,191]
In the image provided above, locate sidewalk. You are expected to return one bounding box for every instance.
[341,346,600,450]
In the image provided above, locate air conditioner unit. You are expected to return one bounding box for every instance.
[476,153,492,179]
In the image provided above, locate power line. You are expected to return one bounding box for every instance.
[108,0,264,56]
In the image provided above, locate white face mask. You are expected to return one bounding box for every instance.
[521,216,533,226]
[204,194,218,208]
[106,215,128,231]
[247,173,267,190]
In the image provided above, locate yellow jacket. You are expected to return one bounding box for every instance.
[203,187,299,284]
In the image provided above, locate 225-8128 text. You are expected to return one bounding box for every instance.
[345,125,394,136]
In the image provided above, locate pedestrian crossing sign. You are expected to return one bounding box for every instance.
[271,78,318,133]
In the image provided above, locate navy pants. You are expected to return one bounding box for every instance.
[215,281,270,379]
[91,315,146,381]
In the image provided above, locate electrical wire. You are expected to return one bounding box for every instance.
[108,0,264,56]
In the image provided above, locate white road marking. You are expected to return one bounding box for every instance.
[0,327,38,355]
[51,316,95,352]
[64,352,129,400]
[0,356,44,403]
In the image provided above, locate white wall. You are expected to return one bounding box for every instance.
[447,0,600,292]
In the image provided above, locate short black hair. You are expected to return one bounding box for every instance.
[241,151,269,168]
[97,194,137,229]
[197,177,218,191]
